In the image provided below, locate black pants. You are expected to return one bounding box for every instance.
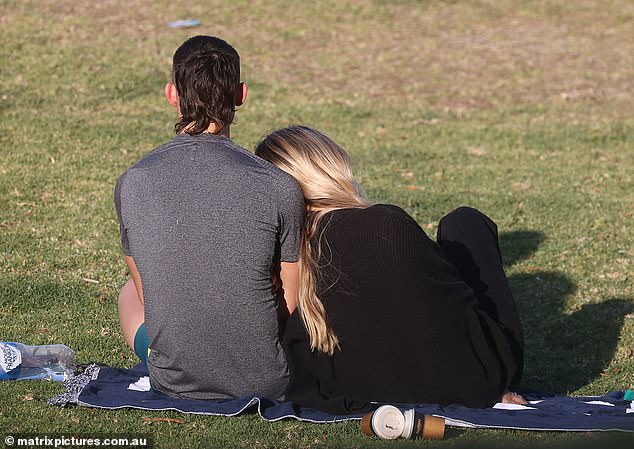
[437,206,524,389]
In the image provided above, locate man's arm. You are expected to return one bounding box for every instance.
[125,255,144,305]
[279,261,299,315]
[118,256,145,350]
[275,175,304,318]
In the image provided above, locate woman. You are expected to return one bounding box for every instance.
[255,126,525,413]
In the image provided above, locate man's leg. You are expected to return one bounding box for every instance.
[118,279,148,363]
[437,206,524,387]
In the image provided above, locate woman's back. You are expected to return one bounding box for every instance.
[254,125,523,413]
[283,204,511,412]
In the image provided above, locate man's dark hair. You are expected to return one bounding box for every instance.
[172,36,240,135]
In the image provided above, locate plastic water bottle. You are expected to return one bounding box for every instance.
[0,342,76,382]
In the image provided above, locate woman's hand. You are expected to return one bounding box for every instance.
[501,390,527,405]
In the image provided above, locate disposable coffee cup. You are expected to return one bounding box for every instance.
[360,405,405,439]
[402,409,445,440]
[361,405,445,440]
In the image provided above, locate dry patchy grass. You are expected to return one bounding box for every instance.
[6,0,633,121]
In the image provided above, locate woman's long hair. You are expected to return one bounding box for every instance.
[255,126,371,355]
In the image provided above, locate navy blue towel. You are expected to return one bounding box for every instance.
[49,364,634,432]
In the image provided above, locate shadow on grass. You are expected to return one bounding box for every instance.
[498,232,632,394]
[499,230,545,268]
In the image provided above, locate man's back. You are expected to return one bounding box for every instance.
[115,133,304,399]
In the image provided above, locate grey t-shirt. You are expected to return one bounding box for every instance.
[114,133,304,400]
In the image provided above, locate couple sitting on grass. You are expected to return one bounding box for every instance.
[115,35,526,414]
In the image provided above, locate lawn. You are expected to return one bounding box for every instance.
[1,0,633,447]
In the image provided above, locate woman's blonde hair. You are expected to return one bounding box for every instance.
[255,125,371,355]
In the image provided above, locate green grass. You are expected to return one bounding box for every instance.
[1,0,633,447]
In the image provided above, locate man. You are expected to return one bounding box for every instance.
[115,36,303,400]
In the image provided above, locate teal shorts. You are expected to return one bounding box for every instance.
[133,323,150,365]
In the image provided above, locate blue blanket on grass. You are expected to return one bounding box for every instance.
[49,364,634,432]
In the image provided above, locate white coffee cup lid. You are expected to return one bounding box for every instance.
[371,405,405,440]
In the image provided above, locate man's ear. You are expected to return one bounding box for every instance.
[235,82,248,107]
[164,82,179,108]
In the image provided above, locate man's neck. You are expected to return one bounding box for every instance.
[212,125,231,138]
[181,122,231,138]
